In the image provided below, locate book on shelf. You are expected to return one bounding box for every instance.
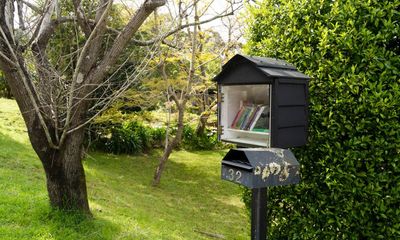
[231,105,247,129]
[252,128,270,133]
[245,105,261,130]
[238,105,253,129]
[230,104,270,132]
[248,105,265,130]
[250,106,270,132]
[238,105,250,129]
[230,105,244,128]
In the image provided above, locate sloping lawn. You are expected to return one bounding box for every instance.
[0,98,249,240]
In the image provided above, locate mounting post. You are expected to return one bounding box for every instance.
[251,187,268,240]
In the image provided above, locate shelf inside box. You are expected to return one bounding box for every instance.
[219,84,271,148]
[222,137,269,147]
[227,128,270,136]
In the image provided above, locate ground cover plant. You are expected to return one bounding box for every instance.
[0,98,249,239]
[244,0,400,239]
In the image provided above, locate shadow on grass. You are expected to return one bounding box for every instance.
[85,150,236,199]
[85,150,246,228]
[85,151,249,239]
[0,133,121,240]
[39,209,121,240]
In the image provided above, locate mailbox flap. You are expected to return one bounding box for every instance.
[222,149,249,163]
[221,160,253,171]
[222,149,253,171]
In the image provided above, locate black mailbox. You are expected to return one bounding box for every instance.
[221,148,300,188]
[214,54,310,148]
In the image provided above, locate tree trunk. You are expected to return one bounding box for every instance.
[0,54,90,213]
[152,103,185,186]
[152,140,174,187]
[196,111,209,136]
[2,68,91,214]
[39,128,90,214]
[196,100,216,136]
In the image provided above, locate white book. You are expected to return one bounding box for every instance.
[249,106,266,130]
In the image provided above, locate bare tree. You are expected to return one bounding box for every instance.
[152,0,199,187]
[152,0,242,186]
[0,0,167,214]
[195,12,244,136]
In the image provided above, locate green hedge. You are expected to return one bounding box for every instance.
[244,0,400,239]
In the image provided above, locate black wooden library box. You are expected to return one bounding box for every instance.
[214,54,310,148]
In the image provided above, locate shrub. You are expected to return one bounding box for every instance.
[90,121,164,155]
[125,121,153,152]
[182,125,220,151]
[90,121,221,154]
[244,0,400,239]
[150,127,167,148]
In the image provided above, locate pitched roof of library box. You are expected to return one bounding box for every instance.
[214,54,309,85]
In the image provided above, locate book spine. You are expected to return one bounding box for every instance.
[239,106,251,129]
[242,106,253,129]
[236,106,249,129]
[230,106,244,128]
[249,106,266,130]
[245,105,260,130]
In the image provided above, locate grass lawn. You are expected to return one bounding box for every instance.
[0,98,250,240]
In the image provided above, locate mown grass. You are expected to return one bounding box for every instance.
[0,98,249,240]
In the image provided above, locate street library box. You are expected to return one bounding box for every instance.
[214,54,310,148]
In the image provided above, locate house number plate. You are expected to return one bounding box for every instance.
[222,168,243,184]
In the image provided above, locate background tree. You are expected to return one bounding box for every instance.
[149,0,242,186]
[151,0,200,186]
[244,0,399,238]
[194,14,243,136]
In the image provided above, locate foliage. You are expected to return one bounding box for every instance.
[0,98,249,239]
[244,0,400,239]
[182,125,221,151]
[90,121,165,155]
[90,121,221,154]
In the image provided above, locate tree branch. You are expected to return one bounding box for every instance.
[3,0,14,43]
[22,0,41,13]
[33,0,57,44]
[131,11,235,46]
[86,0,166,86]
[57,0,114,147]
[73,0,112,84]
[72,0,92,37]
[0,24,59,149]
[17,0,25,30]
